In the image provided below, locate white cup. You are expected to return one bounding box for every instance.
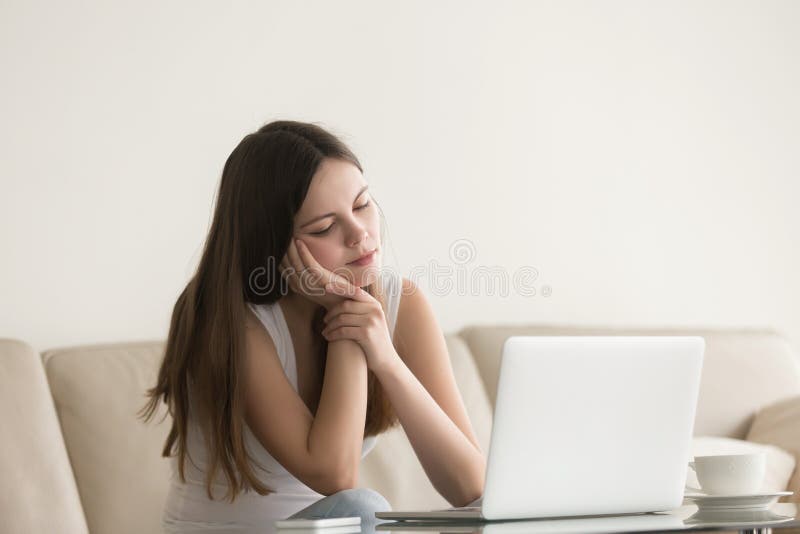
[686,453,766,496]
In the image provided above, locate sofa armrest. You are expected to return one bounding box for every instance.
[746,394,800,503]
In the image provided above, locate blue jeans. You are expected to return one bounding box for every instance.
[288,488,391,530]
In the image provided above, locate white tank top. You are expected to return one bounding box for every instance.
[163,270,403,532]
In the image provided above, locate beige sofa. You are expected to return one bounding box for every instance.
[3,325,800,534]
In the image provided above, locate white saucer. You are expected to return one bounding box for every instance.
[683,491,793,511]
[684,507,794,528]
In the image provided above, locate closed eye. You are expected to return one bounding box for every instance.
[310,201,371,236]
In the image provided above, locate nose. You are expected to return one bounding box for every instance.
[346,221,368,247]
[348,228,368,247]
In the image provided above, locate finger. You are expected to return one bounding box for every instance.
[325,271,360,295]
[321,313,368,336]
[323,300,374,322]
[325,280,373,303]
[294,240,328,288]
[296,240,351,288]
[295,239,321,270]
[324,326,361,342]
[280,254,299,278]
[324,313,366,327]
[286,239,305,275]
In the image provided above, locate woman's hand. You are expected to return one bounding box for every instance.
[279,239,352,311]
[320,281,399,374]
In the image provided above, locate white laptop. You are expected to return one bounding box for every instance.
[376,335,705,522]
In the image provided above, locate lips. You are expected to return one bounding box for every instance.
[348,249,376,265]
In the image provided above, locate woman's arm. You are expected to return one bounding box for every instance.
[373,278,486,507]
[244,310,368,495]
[318,277,486,505]
[307,338,369,488]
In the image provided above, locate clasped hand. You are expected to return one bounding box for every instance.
[279,238,397,373]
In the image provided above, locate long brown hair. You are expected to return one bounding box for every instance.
[139,120,397,502]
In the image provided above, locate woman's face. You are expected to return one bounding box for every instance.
[292,158,381,287]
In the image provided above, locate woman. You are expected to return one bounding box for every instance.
[141,120,485,532]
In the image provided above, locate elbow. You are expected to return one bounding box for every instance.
[450,465,486,508]
[312,463,360,496]
[451,483,484,508]
[461,482,485,507]
[317,476,359,496]
[303,444,362,495]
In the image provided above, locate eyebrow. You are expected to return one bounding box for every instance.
[299,185,370,229]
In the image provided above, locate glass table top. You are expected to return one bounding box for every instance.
[373,503,800,534]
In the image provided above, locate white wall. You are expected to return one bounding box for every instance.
[1,0,798,355]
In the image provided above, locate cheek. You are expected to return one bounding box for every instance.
[367,212,381,240]
[307,243,338,271]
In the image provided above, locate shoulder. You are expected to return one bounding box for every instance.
[394,277,441,356]
[397,276,426,321]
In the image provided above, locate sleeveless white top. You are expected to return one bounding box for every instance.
[162,270,402,533]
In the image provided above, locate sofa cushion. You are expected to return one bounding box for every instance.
[358,334,492,508]
[746,394,800,503]
[42,341,171,534]
[687,436,796,495]
[0,339,88,534]
[458,326,800,439]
